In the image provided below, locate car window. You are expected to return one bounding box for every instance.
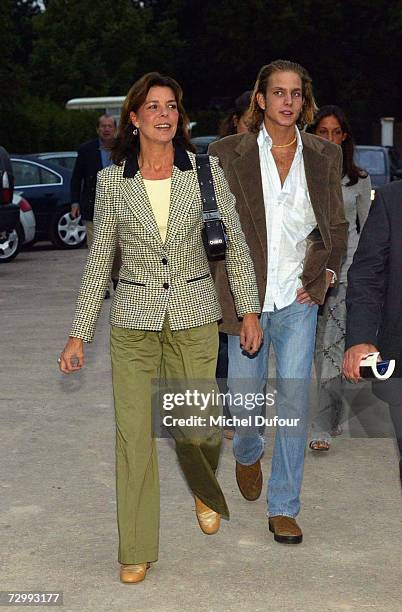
[191,136,218,154]
[48,157,66,168]
[355,150,386,176]
[12,161,41,186]
[51,156,76,171]
[12,160,62,186]
[64,157,76,171]
[39,167,61,184]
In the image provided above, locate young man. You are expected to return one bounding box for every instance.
[209,60,348,544]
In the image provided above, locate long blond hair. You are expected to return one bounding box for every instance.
[247,60,318,132]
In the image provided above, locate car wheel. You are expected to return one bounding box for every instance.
[50,206,87,249]
[0,224,23,263]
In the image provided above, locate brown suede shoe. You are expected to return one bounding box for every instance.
[235,459,263,501]
[268,516,303,544]
[120,562,151,584]
[194,496,221,535]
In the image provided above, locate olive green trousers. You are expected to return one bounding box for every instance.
[110,321,228,565]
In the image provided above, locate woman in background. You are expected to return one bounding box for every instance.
[219,90,252,138]
[308,105,372,451]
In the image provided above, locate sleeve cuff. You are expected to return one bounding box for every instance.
[326,268,337,284]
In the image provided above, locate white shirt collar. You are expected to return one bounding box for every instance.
[257,123,303,152]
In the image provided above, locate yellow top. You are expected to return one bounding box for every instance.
[143,177,172,243]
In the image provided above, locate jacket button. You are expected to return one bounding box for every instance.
[163,282,169,289]
[162,257,168,265]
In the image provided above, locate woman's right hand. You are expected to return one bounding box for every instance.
[59,337,85,373]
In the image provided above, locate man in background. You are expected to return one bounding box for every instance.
[71,114,121,296]
[343,181,402,489]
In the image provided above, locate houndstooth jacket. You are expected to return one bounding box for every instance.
[70,145,260,342]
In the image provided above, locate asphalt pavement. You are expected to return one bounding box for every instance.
[1,245,401,612]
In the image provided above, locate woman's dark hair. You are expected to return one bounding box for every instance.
[307,105,367,186]
[111,72,194,165]
[219,91,252,137]
[247,60,317,132]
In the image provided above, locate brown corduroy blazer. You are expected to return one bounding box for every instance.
[209,131,348,335]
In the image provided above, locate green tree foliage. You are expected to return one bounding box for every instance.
[0,0,37,148]
[1,0,184,151]
[12,98,98,153]
[11,0,41,65]
[29,0,183,103]
[1,0,402,152]
[163,0,402,115]
[153,0,402,141]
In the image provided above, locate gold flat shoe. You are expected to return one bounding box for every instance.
[309,440,330,451]
[195,495,221,535]
[120,562,151,584]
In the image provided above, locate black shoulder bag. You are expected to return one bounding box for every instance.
[196,154,227,261]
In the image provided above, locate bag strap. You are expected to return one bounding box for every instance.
[195,154,222,221]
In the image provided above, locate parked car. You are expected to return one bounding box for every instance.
[17,193,36,245]
[191,135,219,153]
[10,155,86,248]
[36,151,77,172]
[355,145,391,191]
[355,145,402,199]
[0,192,36,263]
[0,169,20,263]
[0,205,20,262]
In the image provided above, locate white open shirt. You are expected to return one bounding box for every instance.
[257,124,317,312]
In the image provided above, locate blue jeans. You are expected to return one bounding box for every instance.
[228,300,318,518]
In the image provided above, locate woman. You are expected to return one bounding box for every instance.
[58,72,262,583]
[307,105,372,451]
[219,90,252,137]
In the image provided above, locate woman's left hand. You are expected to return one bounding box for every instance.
[240,313,263,355]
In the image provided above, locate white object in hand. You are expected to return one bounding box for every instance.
[359,352,395,380]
